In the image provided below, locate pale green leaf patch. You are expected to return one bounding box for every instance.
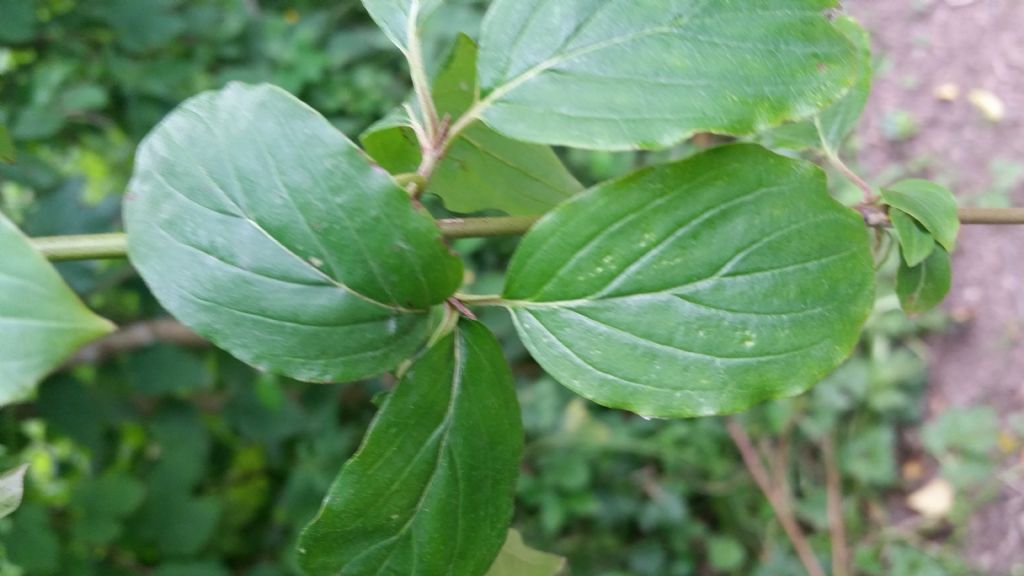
[1,465,29,519]
[0,213,114,407]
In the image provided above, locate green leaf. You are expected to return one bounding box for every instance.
[0,465,28,520]
[890,209,935,267]
[485,530,566,576]
[758,16,873,153]
[361,0,444,53]
[816,16,873,153]
[0,213,114,407]
[124,83,462,383]
[70,474,146,546]
[896,247,952,315]
[0,0,36,44]
[475,0,863,150]
[298,319,524,576]
[0,123,14,163]
[363,35,582,215]
[882,179,960,251]
[503,144,875,418]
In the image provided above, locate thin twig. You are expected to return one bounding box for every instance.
[726,417,826,576]
[64,319,206,367]
[822,435,851,576]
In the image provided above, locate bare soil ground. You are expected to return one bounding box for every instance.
[848,1,1024,573]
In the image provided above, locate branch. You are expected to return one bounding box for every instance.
[64,319,206,367]
[27,207,1024,262]
[822,435,851,576]
[726,417,826,576]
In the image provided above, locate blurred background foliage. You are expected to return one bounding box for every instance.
[0,1,1013,575]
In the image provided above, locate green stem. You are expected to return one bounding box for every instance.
[26,209,1024,262]
[33,233,130,262]
[453,293,507,307]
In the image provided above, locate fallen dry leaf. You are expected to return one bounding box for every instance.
[968,89,1006,122]
[907,477,956,519]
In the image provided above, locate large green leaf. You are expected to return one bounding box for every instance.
[485,530,566,576]
[882,179,960,252]
[125,83,462,384]
[0,214,114,407]
[361,0,444,53]
[474,0,863,150]
[890,209,935,267]
[0,465,28,520]
[298,319,523,576]
[363,35,582,215]
[897,247,952,314]
[503,144,875,418]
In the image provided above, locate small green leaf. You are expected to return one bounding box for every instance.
[0,123,14,163]
[503,144,875,418]
[298,320,524,576]
[485,530,566,576]
[361,0,444,53]
[475,0,863,150]
[897,247,952,314]
[125,83,463,383]
[0,213,115,407]
[882,179,960,251]
[363,35,582,215]
[1,465,29,520]
[890,209,936,267]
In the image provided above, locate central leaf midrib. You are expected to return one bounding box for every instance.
[344,329,465,574]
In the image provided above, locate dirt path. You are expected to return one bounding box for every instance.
[847,1,1024,573]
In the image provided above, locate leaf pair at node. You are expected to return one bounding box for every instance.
[884,180,959,314]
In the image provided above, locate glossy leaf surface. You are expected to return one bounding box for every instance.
[0,465,28,519]
[0,214,114,406]
[504,145,875,418]
[476,0,863,150]
[125,83,462,383]
[298,320,523,576]
[882,179,959,251]
[891,209,935,267]
[897,247,952,314]
[363,36,581,215]
[485,530,566,576]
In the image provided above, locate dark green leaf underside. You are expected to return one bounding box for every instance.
[504,144,875,418]
[125,83,462,383]
[890,209,935,267]
[897,247,952,314]
[298,320,523,576]
[0,214,114,407]
[477,0,863,150]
